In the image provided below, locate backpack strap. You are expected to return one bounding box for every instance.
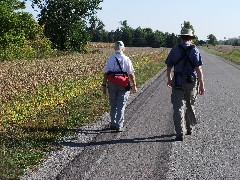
[177,45,195,70]
[115,57,128,76]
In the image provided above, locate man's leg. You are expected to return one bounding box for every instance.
[184,81,198,134]
[172,87,187,137]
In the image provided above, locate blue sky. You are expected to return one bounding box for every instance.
[25,0,240,41]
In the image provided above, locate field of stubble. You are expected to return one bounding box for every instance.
[0,42,169,179]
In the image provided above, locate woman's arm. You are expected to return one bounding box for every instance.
[129,73,137,93]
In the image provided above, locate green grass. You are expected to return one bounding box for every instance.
[227,50,240,64]
[202,46,240,65]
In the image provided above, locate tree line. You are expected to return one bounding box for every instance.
[0,0,239,61]
[89,20,180,48]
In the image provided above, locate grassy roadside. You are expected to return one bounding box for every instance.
[0,46,169,179]
[202,45,240,65]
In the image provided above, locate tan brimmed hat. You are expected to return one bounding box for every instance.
[179,28,196,38]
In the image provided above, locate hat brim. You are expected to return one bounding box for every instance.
[178,34,196,39]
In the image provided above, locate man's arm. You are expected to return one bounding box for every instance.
[167,66,172,88]
[195,66,205,95]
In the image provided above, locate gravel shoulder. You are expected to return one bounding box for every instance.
[22,50,240,180]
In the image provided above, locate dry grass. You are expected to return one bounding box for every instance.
[87,42,114,48]
[204,45,240,64]
[0,43,170,179]
[206,45,240,54]
[0,44,162,99]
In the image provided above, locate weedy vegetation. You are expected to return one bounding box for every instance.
[203,45,240,65]
[0,43,169,179]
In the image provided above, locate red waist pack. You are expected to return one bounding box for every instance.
[107,74,130,87]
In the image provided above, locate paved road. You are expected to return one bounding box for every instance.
[56,50,240,180]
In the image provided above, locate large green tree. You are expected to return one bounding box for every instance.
[132,27,147,47]
[0,0,52,60]
[88,16,108,42]
[165,33,178,48]
[120,20,134,47]
[207,34,218,46]
[31,0,103,51]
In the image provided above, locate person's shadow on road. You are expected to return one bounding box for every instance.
[60,127,176,148]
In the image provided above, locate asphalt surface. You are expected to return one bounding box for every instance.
[23,50,240,180]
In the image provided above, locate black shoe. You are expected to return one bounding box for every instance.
[186,127,195,135]
[175,135,183,141]
[110,125,117,130]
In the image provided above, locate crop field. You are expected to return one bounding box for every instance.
[0,43,169,179]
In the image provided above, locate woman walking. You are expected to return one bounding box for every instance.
[102,41,137,132]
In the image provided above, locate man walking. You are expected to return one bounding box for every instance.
[165,28,205,141]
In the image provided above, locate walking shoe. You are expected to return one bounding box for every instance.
[116,127,123,132]
[186,126,195,135]
[175,135,183,141]
[110,125,117,130]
